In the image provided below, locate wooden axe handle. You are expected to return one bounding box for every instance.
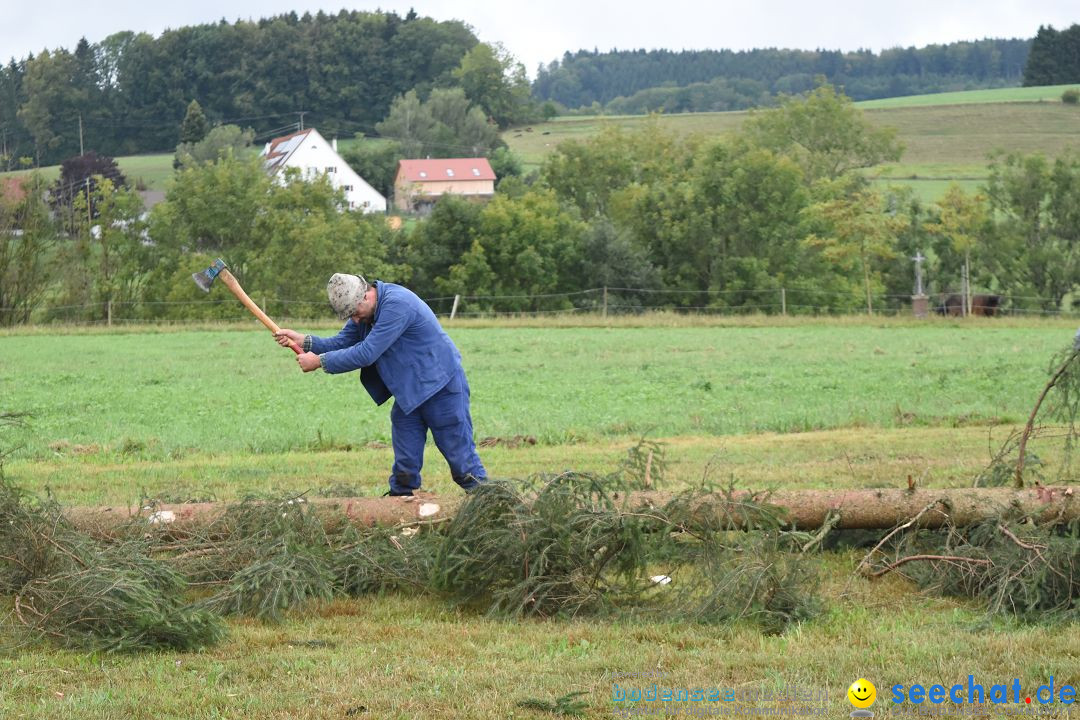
[218,269,302,355]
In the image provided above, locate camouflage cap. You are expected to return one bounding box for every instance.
[327,273,369,320]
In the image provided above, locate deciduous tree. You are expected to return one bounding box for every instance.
[452,42,536,128]
[805,183,902,314]
[0,174,57,324]
[985,151,1080,311]
[742,83,903,182]
[926,184,991,314]
[174,124,254,169]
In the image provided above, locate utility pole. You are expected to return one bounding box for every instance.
[298,111,306,131]
[78,114,84,156]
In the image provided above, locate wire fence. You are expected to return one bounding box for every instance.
[7,286,1080,327]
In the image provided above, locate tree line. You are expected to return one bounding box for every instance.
[533,39,1032,112]
[0,10,485,168]
[0,13,1050,170]
[3,84,1079,326]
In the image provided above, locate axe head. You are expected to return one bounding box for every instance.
[192,258,228,293]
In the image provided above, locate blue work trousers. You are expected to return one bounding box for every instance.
[388,368,486,494]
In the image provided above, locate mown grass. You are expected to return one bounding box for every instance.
[1,559,1076,719]
[2,322,1074,461]
[1,322,1078,719]
[855,84,1079,108]
[865,102,1080,168]
[7,425,1041,507]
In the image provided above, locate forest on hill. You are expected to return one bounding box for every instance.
[2,10,1078,169]
[532,39,1032,112]
[0,10,481,166]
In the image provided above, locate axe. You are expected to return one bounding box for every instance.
[192,258,302,355]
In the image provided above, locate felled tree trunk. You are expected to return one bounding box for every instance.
[63,486,1077,537]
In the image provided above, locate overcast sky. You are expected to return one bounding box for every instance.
[4,1,1077,76]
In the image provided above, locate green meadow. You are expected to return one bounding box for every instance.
[0,319,1078,718]
[854,83,1079,108]
[1,320,1072,473]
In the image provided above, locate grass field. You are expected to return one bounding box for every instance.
[1,152,176,191]
[855,84,1079,108]
[504,86,1080,199]
[1,320,1072,468]
[0,318,1078,719]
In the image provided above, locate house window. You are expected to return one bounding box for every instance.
[342,185,353,191]
[472,168,481,176]
[325,166,337,173]
[349,201,355,209]
[446,169,455,177]
[419,171,427,178]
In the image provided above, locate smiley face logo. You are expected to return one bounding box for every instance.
[848,678,877,709]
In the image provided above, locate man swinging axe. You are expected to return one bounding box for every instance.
[274,273,487,496]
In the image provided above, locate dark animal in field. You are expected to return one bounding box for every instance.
[935,293,1002,317]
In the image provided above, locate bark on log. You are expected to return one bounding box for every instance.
[62,486,1077,536]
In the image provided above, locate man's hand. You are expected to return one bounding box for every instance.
[274,329,304,349]
[297,352,322,373]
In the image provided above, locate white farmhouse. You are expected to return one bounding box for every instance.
[261,128,386,213]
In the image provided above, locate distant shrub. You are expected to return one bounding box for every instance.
[1062,88,1080,105]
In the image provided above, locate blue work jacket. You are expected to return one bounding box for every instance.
[310,282,462,415]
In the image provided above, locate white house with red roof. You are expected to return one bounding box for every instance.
[393,157,495,213]
[261,128,386,213]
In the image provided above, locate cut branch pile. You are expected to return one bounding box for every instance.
[860,338,1080,618]
[0,481,225,652]
[0,441,823,650]
[860,514,1080,620]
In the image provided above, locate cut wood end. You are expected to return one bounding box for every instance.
[418,503,440,518]
[148,510,176,525]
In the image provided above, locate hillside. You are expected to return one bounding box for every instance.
[504,85,1080,202]
[3,86,1078,202]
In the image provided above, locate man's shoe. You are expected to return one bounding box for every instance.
[383,490,414,497]
[461,478,489,494]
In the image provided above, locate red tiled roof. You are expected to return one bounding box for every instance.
[397,158,495,182]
